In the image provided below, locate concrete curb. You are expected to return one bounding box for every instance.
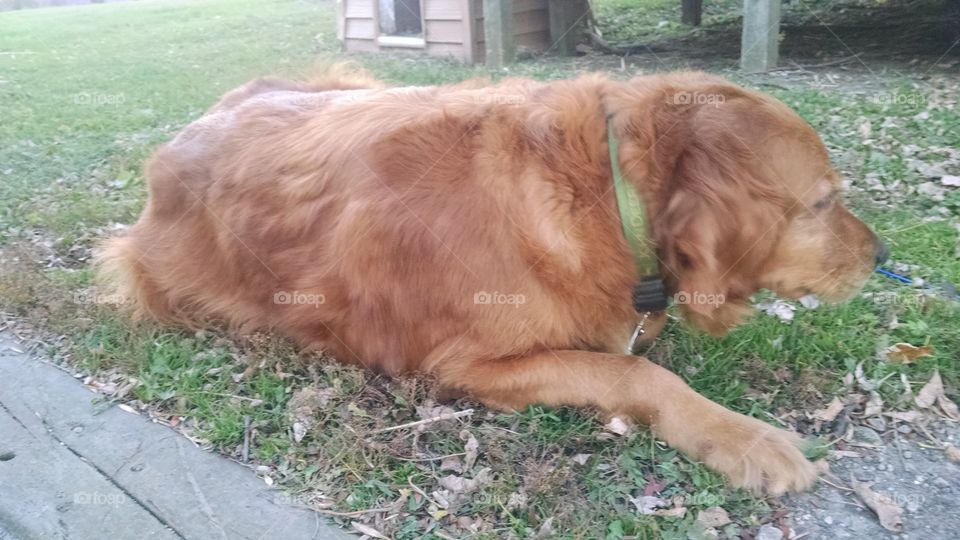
[0,332,351,540]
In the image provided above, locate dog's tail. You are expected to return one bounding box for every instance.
[206,61,384,114]
[303,60,384,91]
[94,231,184,325]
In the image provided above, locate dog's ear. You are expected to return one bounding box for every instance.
[659,183,752,335]
[657,130,778,335]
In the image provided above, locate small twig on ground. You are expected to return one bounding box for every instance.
[895,431,905,463]
[371,409,474,434]
[820,476,855,492]
[391,452,467,462]
[315,507,393,517]
[914,422,946,449]
[762,411,788,427]
[768,54,862,72]
[407,476,443,509]
[242,415,251,462]
[587,30,671,56]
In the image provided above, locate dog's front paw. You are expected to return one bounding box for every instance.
[699,413,817,495]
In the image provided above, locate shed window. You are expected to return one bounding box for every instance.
[378,0,422,37]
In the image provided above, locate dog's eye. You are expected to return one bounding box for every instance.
[812,194,834,211]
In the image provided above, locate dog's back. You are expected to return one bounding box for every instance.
[96,68,385,332]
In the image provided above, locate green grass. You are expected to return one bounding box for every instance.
[593,0,743,44]
[1,1,958,539]
[0,0,338,236]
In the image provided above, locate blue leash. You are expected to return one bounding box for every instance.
[875,267,960,301]
[875,267,913,284]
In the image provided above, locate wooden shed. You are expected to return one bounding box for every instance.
[336,0,587,66]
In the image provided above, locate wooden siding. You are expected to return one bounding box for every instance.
[344,17,377,39]
[512,0,549,52]
[423,0,461,20]
[342,0,553,63]
[342,0,377,53]
[344,0,374,17]
[475,0,550,53]
[425,42,471,58]
[343,38,380,52]
[424,19,464,43]
[423,0,466,44]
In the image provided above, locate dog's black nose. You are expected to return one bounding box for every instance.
[875,241,890,266]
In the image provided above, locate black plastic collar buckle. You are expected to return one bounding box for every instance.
[632,276,668,313]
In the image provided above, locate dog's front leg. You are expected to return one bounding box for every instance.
[431,350,816,495]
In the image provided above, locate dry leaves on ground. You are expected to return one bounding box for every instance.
[604,416,630,436]
[629,495,687,518]
[851,477,904,532]
[915,371,960,420]
[696,506,731,528]
[885,342,934,364]
[813,397,845,422]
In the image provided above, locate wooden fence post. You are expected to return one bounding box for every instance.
[548,0,589,56]
[484,0,514,69]
[740,0,781,72]
[681,0,703,26]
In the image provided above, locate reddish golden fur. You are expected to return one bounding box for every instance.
[98,68,882,494]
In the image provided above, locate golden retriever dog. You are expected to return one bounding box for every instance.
[98,68,887,495]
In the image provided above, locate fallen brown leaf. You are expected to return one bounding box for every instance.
[938,394,960,421]
[884,410,923,423]
[885,342,934,364]
[604,416,630,436]
[916,371,944,409]
[438,467,492,494]
[439,455,463,473]
[655,506,687,518]
[117,403,139,415]
[864,392,884,417]
[642,474,668,497]
[814,397,844,422]
[697,506,731,528]
[851,477,903,532]
[352,522,389,539]
[630,495,686,518]
[460,429,479,471]
[571,453,592,466]
[630,495,666,514]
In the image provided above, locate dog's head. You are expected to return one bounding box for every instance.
[617,73,885,335]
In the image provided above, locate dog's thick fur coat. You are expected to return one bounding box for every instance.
[99,68,883,494]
